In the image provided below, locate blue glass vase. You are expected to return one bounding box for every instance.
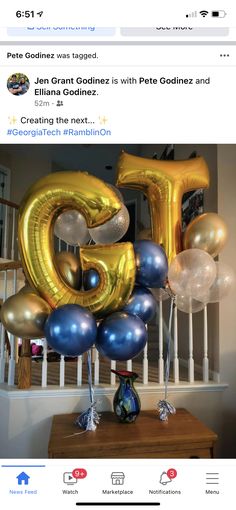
[111,369,141,423]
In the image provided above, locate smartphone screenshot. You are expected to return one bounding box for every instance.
[0,2,236,509]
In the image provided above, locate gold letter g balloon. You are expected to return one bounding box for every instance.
[18,172,136,318]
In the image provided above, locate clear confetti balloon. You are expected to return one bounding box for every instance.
[168,249,216,299]
[54,210,91,246]
[151,287,170,302]
[89,204,130,244]
[198,261,235,303]
[176,295,205,313]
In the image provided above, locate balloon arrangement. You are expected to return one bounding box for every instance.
[117,152,235,420]
[1,153,234,427]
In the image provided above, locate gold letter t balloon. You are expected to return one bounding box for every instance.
[117,152,210,263]
[18,172,136,318]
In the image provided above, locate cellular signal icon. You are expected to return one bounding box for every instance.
[199,10,209,17]
[186,11,197,18]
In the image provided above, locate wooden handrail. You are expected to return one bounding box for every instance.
[0,197,19,209]
[0,261,22,271]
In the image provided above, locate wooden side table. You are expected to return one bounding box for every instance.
[48,408,217,459]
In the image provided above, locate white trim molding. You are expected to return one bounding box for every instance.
[0,381,228,400]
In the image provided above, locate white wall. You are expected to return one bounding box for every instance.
[0,146,52,204]
[217,145,236,457]
[0,388,224,458]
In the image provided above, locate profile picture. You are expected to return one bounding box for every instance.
[7,73,30,96]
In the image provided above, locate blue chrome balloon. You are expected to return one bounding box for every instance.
[83,269,100,290]
[96,312,147,361]
[44,304,97,357]
[134,240,168,288]
[123,285,156,323]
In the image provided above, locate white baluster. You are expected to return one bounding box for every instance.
[3,205,9,258]
[0,323,5,383]
[77,355,82,386]
[110,360,116,385]
[59,355,65,387]
[8,334,15,386]
[203,305,209,382]
[11,208,16,260]
[158,301,164,383]
[188,312,194,383]
[15,269,20,364]
[42,339,48,387]
[66,243,69,252]
[58,238,62,252]
[127,359,132,371]
[173,305,179,383]
[143,341,148,385]
[8,269,17,386]
[94,348,99,385]
[0,271,7,382]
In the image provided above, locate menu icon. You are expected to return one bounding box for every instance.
[205,472,219,485]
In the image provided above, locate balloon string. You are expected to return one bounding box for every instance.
[65,350,100,437]
[164,296,175,400]
[87,349,94,405]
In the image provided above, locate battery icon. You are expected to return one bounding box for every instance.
[211,10,227,17]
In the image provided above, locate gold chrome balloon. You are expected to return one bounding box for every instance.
[183,212,228,258]
[117,152,210,263]
[56,251,81,289]
[1,291,52,339]
[18,171,135,316]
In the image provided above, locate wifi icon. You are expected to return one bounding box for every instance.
[199,10,209,17]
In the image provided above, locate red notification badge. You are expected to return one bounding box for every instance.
[72,468,87,479]
[167,468,177,479]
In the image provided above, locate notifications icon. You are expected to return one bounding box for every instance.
[159,468,177,485]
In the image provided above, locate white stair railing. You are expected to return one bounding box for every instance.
[0,198,19,261]
[158,300,164,384]
[59,355,65,388]
[142,342,148,384]
[77,355,83,386]
[203,305,209,382]
[188,312,195,383]
[0,259,220,390]
[173,305,179,383]
[41,339,48,387]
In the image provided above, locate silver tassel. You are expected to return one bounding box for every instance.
[75,402,100,431]
[158,399,176,421]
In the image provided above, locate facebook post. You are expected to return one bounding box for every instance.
[0,3,236,509]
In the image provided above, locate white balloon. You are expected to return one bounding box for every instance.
[54,210,91,246]
[168,249,216,299]
[89,204,130,244]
